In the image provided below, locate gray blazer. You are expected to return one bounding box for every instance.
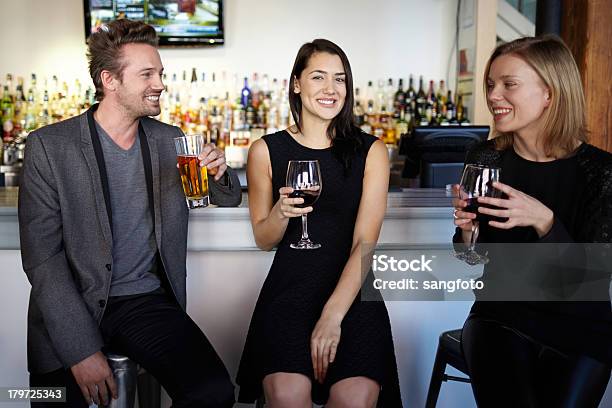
[18,107,241,374]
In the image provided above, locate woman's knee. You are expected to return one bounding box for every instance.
[263,372,311,407]
[328,376,379,408]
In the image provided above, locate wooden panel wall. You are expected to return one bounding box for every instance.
[562,0,612,152]
[473,0,498,127]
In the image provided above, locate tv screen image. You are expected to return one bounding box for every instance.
[85,0,224,46]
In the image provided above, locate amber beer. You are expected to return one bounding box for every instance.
[178,154,209,197]
[174,134,210,209]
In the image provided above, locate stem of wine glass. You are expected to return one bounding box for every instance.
[301,214,310,240]
[469,221,479,252]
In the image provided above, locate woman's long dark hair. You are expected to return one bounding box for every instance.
[288,39,363,172]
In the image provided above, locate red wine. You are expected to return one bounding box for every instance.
[289,189,320,208]
[463,197,482,218]
[464,197,506,223]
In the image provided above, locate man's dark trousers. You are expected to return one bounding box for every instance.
[30,290,235,408]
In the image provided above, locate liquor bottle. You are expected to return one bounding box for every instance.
[240,77,252,111]
[416,76,426,120]
[256,102,266,129]
[380,105,395,144]
[186,68,199,118]
[160,89,171,124]
[405,74,416,106]
[267,79,279,132]
[394,106,409,141]
[270,77,279,99]
[250,73,259,109]
[169,73,178,104]
[437,80,446,104]
[171,93,182,129]
[179,70,188,106]
[5,74,14,102]
[361,100,374,134]
[406,104,415,134]
[251,73,261,109]
[385,78,394,112]
[426,80,437,125]
[354,88,365,126]
[455,92,465,124]
[371,105,384,140]
[71,79,82,115]
[24,88,38,131]
[279,79,290,128]
[29,73,39,106]
[261,74,270,110]
[209,72,219,106]
[393,78,405,119]
[365,81,375,112]
[376,79,385,113]
[220,71,229,101]
[410,98,420,127]
[1,85,15,141]
[198,72,207,101]
[14,78,26,124]
[445,90,455,123]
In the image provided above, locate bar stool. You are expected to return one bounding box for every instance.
[101,352,161,408]
[425,329,471,408]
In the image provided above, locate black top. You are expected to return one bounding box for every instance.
[455,140,612,364]
[237,130,402,406]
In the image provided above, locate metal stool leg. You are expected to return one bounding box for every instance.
[103,353,137,408]
[425,343,447,408]
[137,369,161,408]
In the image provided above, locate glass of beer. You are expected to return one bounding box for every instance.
[174,134,209,209]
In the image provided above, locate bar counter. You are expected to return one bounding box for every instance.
[0,187,477,407]
[0,187,455,250]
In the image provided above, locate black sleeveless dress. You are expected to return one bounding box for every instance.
[236,130,402,406]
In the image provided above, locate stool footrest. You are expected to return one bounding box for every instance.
[442,374,471,383]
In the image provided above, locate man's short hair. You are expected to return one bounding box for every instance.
[87,19,159,101]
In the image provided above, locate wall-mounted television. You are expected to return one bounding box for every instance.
[84,0,224,46]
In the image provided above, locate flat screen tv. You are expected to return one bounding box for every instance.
[400,126,491,188]
[84,0,224,46]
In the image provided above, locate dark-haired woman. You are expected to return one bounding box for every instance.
[236,39,402,407]
[453,35,611,407]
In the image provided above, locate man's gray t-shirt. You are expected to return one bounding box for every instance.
[96,122,160,296]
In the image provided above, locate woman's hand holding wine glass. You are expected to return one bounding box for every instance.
[453,164,501,265]
[276,187,314,219]
[476,181,554,238]
[452,184,477,231]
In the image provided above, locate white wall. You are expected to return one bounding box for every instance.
[0,0,459,93]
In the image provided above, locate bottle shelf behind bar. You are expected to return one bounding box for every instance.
[355,75,471,146]
[0,71,470,169]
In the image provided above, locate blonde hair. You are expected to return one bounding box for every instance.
[484,35,587,158]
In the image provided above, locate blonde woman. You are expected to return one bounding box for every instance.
[453,35,611,407]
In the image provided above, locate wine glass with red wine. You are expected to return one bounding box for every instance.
[286,160,322,249]
[454,164,501,265]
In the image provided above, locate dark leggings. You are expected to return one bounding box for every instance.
[461,315,611,408]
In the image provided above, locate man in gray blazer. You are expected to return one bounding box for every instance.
[19,19,240,407]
